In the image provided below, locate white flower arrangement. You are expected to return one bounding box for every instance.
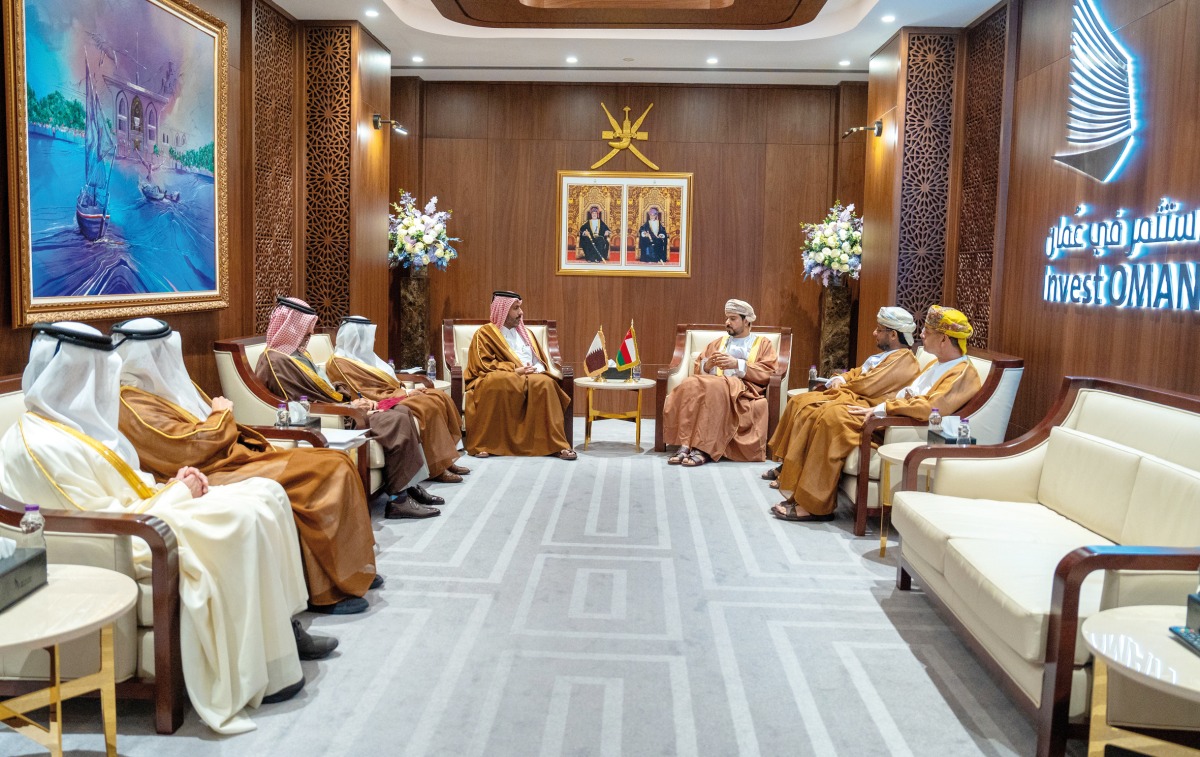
[801,202,862,286]
[388,190,460,271]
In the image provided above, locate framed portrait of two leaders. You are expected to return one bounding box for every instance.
[556,171,692,278]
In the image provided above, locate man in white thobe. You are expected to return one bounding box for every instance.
[0,323,312,734]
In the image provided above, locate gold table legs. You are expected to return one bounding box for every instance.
[583,387,645,450]
[0,624,119,757]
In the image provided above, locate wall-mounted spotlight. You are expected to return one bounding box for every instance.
[372,113,409,136]
[841,119,883,139]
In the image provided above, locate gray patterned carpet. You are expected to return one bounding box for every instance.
[0,419,1036,756]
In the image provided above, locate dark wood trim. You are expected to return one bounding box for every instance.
[0,490,184,734]
[1038,546,1200,757]
[652,323,792,453]
[250,426,329,447]
[989,0,1020,339]
[853,346,1024,535]
[440,319,574,447]
[943,29,968,305]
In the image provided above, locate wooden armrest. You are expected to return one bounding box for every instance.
[408,375,434,388]
[309,401,368,428]
[1038,545,1200,757]
[859,415,923,466]
[249,425,328,447]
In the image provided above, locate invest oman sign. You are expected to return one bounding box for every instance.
[1041,0,1197,311]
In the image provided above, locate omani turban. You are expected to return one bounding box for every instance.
[876,307,916,345]
[724,299,756,323]
[925,305,973,355]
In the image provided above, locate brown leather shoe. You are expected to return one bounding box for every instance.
[385,497,441,519]
[431,470,464,483]
[448,464,471,475]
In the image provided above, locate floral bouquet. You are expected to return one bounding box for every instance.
[801,202,862,286]
[388,190,459,270]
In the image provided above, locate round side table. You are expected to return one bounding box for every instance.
[0,563,138,757]
[576,377,655,449]
[876,441,936,556]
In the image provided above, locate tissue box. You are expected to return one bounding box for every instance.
[926,428,976,446]
[0,547,48,612]
[285,418,322,431]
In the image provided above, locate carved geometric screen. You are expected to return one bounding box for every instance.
[953,8,1008,348]
[303,26,353,328]
[252,0,298,333]
[896,33,958,327]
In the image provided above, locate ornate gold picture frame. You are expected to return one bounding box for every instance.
[556,171,692,278]
[4,0,229,325]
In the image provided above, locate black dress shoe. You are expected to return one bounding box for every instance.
[406,485,445,506]
[307,596,369,615]
[262,675,305,703]
[292,619,338,660]
[370,573,384,590]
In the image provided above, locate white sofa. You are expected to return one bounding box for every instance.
[0,375,185,733]
[891,377,1200,756]
[440,318,574,447]
[840,346,1024,536]
[653,323,793,453]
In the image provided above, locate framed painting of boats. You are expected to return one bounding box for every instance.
[3,0,229,325]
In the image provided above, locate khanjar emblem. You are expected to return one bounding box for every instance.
[1052,0,1137,183]
[591,103,659,171]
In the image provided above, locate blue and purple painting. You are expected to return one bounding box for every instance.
[21,0,219,300]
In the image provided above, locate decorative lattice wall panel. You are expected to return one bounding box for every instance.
[303,26,353,328]
[953,8,1008,348]
[251,0,299,333]
[896,33,958,326]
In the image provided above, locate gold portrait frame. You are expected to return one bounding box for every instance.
[556,170,692,278]
[4,0,230,326]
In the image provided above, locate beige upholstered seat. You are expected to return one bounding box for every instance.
[441,319,574,447]
[653,323,792,452]
[0,375,184,733]
[840,346,1024,536]
[890,378,1200,754]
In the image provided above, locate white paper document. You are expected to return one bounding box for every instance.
[319,429,371,449]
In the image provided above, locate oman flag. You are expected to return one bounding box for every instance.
[614,322,640,371]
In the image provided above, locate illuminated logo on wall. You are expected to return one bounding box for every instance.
[1051,0,1138,183]
[1042,199,1200,310]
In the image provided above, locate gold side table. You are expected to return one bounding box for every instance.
[577,377,655,450]
[0,564,138,757]
[876,441,935,557]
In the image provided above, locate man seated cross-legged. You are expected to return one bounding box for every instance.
[771,305,981,523]
[0,323,332,734]
[255,297,442,519]
[327,315,470,483]
[114,317,380,616]
[463,290,576,460]
[662,299,778,467]
[764,306,921,489]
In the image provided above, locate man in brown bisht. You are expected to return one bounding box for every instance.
[464,291,576,459]
[327,315,471,483]
[255,297,443,519]
[114,318,379,615]
[771,305,981,523]
[663,299,779,467]
[764,306,921,488]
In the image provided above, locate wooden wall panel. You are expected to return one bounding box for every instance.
[995,0,1200,433]
[349,28,391,328]
[409,82,843,414]
[386,77,424,358]
[858,35,902,360]
[0,0,253,394]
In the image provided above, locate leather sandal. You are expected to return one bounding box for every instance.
[769,502,835,522]
[680,451,708,467]
[667,449,689,465]
[555,449,578,461]
[762,466,781,481]
[769,480,780,490]
[471,451,491,458]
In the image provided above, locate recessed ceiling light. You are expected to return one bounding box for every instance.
[882,14,896,22]
[412,55,424,63]
[364,8,379,17]
[839,60,851,66]
[566,56,578,64]
[706,57,718,65]
[623,57,634,62]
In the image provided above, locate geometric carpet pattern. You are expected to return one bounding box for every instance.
[0,419,1035,756]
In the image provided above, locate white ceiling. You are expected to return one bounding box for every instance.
[274,0,998,84]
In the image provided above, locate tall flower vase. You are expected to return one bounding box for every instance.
[818,276,852,378]
[394,265,429,369]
